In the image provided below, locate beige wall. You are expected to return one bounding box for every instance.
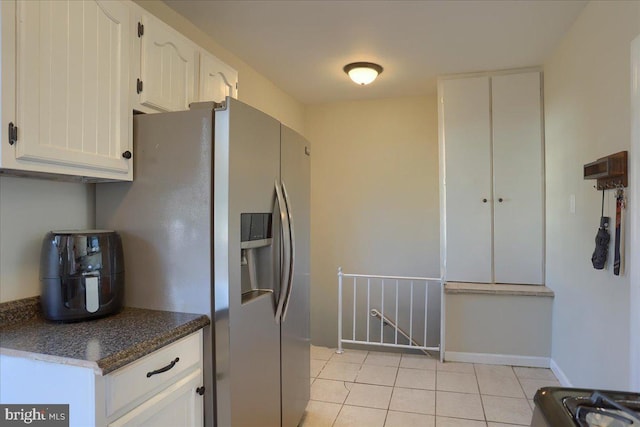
[544,0,640,390]
[305,95,440,346]
[133,0,306,135]
[0,177,95,302]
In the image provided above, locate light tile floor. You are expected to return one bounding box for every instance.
[301,346,560,427]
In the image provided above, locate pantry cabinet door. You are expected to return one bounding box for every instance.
[138,13,197,112]
[198,50,238,103]
[492,72,544,285]
[15,0,132,179]
[441,76,493,283]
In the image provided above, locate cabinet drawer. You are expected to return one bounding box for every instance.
[106,332,201,417]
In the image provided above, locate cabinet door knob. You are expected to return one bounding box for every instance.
[122,150,132,159]
[498,198,504,203]
[482,198,488,203]
[196,386,205,396]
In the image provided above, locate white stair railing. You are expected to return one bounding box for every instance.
[337,267,443,361]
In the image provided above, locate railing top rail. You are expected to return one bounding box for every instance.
[338,271,442,282]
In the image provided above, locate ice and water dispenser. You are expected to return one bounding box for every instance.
[240,213,278,304]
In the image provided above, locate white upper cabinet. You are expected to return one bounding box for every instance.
[439,70,544,285]
[2,0,133,181]
[133,11,198,113]
[0,0,239,180]
[198,50,238,103]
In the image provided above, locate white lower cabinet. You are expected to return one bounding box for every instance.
[108,370,203,427]
[105,331,204,426]
[0,331,204,427]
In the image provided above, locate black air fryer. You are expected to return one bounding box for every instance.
[40,230,124,322]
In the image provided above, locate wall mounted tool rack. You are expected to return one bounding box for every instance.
[583,151,628,190]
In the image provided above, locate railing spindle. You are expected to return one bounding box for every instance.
[394,280,399,345]
[367,278,371,343]
[424,280,429,347]
[352,277,356,341]
[337,267,343,354]
[380,279,384,344]
[409,281,414,346]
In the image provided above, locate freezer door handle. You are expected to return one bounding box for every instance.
[274,180,291,324]
[281,181,295,322]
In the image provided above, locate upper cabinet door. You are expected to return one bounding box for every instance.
[14,0,132,179]
[138,13,198,112]
[198,51,238,103]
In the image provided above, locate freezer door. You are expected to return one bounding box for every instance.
[280,125,311,427]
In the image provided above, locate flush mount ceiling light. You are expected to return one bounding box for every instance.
[343,62,383,85]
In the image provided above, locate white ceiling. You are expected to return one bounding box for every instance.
[164,0,587,105]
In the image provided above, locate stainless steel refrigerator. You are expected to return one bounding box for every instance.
[96,98,310,427]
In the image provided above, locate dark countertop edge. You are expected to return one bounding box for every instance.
[0,347,100,373]
[98,314,209,375]
[0,315,209,376]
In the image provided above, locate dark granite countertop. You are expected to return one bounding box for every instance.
[0,297,210,375]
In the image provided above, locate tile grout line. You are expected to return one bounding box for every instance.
[434,355,439,420]
[329,347,349,427]
[513,365,533,409]
[511,364,530,425]
[474,363,489,424]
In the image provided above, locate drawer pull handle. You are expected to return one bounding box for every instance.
[146,357,179,378]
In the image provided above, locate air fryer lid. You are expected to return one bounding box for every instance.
[40,230,124,278]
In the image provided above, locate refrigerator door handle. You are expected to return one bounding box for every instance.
[281,181,295,322]
[274,180,291,324]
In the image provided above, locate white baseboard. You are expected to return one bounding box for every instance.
[444,351,550,368]
[549,358,573,387]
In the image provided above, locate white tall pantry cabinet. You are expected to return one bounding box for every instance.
[439,70,544,285]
